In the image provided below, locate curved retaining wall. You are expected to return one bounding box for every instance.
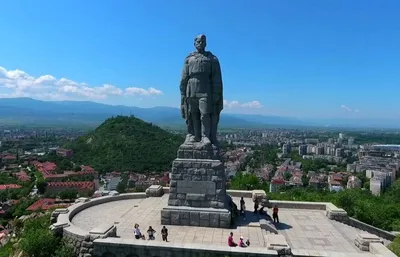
[51,190,397,257]
[52,193,147,257]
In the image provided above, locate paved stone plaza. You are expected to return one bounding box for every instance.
[71,195,379,255]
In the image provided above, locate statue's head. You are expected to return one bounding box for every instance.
[194,34,207,53]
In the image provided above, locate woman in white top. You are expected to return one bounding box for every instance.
[134,224,145,239]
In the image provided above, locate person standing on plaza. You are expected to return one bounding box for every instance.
[161,226,168,242]
[273,205,280,224]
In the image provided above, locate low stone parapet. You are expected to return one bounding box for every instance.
[325,203,348,221]
[64,223,117,257]
[345,217,396,241]
[226,189,253,198]
[145,185,164,197]
[51,208,69,223]
[269,200,326,210]
[252,190,271,207]
[370,242,397,257]
[89,223,117,239]
[75,197,90,203]
[93,237,279,257]
[51,192,148,257]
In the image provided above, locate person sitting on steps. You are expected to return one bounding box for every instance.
[147,226,156,240]
[228,232,237,247]
[134,223,145,240]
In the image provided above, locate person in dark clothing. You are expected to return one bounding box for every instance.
[254,199,259,214]
[240,197,245,210]
[147,226,156,240]
[273,205,280,224]
[161,226,168,242]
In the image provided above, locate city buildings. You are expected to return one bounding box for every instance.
[347,175,362,189]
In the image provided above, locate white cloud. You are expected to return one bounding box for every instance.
[340,104,360,113]
[340,104,352,112]
[125,87,162,96]
[0,66,163,101]
[224,100,263,109]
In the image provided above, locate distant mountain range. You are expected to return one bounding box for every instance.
[0,98,398,129]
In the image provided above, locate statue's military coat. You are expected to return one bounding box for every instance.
[180,51,223,118]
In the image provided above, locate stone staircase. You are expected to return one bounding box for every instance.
[260,218,278,234]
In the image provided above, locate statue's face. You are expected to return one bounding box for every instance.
[194,36,206,52]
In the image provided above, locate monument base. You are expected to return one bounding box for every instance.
[169,157,227,209]
[162,141,232,228]
[161,206,231,228]
[177,141,220,160]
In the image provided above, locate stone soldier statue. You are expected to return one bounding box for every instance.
[180,34,224,146]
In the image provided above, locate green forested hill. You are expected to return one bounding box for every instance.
[66,116,183,173]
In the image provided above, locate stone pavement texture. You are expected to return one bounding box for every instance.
[71,195,376,255]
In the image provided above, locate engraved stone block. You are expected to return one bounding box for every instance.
[189,212,200,226]
[168,199,181,206]
[161,210,170,218]
[171,174,182,180]
[177,193,186,200]
[186,193,206,201]
[200,212,210,220]
[210,213,220,227]
[171,211,180,225]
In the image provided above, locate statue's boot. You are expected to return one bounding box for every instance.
[200,114,212,146]
[210,114,220,146]
[201,136,211,146]
[184,134,195,144]
[192,113,202,142]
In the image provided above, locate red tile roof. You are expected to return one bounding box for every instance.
[332,174,343,181]
[3,155,16,160]
[330,180,342,186]
[271,179,285,185]
[0,184,22,190]
[47,181,94,190]
[14,171,31,182]
[26,198,71,211]
[32,161,96,179]
[81,165,95,172]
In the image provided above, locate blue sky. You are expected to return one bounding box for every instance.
[0,0,399,119]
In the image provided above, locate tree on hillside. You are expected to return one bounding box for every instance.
[230,173,261,190]
[36,180,47,194]
[19,214,60,257]
[116,180,127,193]
[65,116,183,173]
[59,189,78,200]
[388,236,400,256]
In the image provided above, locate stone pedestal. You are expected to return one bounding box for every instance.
[161,142,232,228]
[146,185,164,197]
[354,233,383,251]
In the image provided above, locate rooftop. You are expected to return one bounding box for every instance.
[0,184,22,190]
[71,194,386,256]
[26,198,71,211]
